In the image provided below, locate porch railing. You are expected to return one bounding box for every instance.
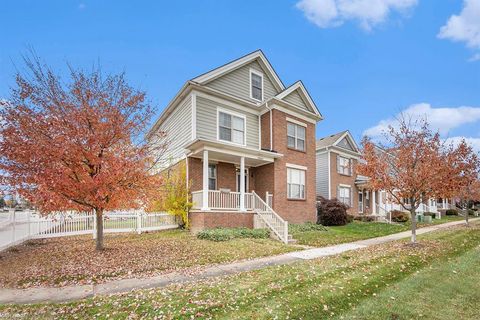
[191,190,253,210]
[252,191,289,244]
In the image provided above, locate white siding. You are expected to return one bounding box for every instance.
[154,95,192,170]
[196,96,259,149]
[316,151,329,199]
[337,137,355,151]
[283,90,310,112]
[206,60,279,102]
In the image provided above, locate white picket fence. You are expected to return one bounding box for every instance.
[0,209,178,251]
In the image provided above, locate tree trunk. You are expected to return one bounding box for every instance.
[410,208,417,243]
[95,209,104,251]
[465,204,469,226]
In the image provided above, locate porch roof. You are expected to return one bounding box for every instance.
[185,138,283,167]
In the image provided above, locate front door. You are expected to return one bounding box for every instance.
[358,191,364,213]
[236,168,249,192]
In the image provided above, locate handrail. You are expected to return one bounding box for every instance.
[252,191,288,244]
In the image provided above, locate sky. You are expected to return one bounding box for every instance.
[1,0,479,149]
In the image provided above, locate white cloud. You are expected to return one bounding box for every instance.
[444,136,480,153]
[296,0,418,31]
[364,103,480,140]
[438,0,480,61]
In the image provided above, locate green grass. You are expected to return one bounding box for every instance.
[291,221,410,247]
[2,222,479,319]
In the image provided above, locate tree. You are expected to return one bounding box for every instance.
[0,56,166,250]
[0,197,5,208]
[358,118,449,244]
[444,140,480,225]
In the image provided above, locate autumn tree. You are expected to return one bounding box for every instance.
[0,57,166,250]
[358,118,449,244]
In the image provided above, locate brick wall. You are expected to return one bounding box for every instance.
[264,109,317,223]
[188,157,238,192]
[189,211,254,233]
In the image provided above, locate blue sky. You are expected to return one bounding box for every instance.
[1,0,479,148]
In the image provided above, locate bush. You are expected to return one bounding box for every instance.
[317,197,348,226]
[353,215,376,222]
[197,227,269,242]
[291,222,328,232]
[468,209,475,216]
[347,214,355,223]
[391,210,410,223]
[423,212,436,218]
[445,209,458,216]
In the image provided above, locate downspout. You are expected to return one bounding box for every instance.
[265,101,273,151]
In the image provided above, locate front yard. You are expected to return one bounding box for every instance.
[0,229,296,289]
[291,216,466,247]
[2,222,479,319]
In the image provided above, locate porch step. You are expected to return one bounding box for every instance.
[287,235,298,244]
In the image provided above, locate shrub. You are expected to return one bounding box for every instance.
[291,222,328,232]
[317,197,348,226]
[353,215,376,222]
[445,209,458,216]
[468,209,475,216]
[197,227,269,242]
[423,212,436,218]
[391,210,410,223]
[347,214,355,223]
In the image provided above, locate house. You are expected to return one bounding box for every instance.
[316,132,455,218]
[147,50,322,242]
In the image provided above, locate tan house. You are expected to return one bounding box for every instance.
[147,50,322,242]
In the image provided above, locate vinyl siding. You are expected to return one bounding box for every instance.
[154,95,192,170]
[316,151,329,198]
[206,60,279,102]
[196,96,259,149]
[283,90,310,112]
[337,137,355,151]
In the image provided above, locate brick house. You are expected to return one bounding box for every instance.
[316,131,454,218]
[147,50,322,242]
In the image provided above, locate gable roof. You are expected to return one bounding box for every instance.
[192,49,285,92]
[275,81,322,119]
[316,130,360,153]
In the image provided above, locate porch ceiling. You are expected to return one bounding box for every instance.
[186,138,282,167]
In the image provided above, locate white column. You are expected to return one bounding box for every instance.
[372,190,376,215]
[202,150,210,210]
[443,198,447,209]
[240,156,246,211]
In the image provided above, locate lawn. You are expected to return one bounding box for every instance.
[1,222,478,319]
[291,216,467,247]
[0,229,296,289]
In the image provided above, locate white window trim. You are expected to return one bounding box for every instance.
[287,167,306,200]
[287,121,306,151]
[286,117,307,127]
[286,163,307,170]
[249,69,264,102]
[338,185,352,206]
[216,107,247,146]
[337,155,352,176]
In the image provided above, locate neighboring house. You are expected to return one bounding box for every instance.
[147,50,322,241]
[316,132,455,217]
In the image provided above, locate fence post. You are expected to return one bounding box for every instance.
[92,211,97,239]
[137,211,142,234]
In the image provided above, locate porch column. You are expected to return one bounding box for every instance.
[240,156,246,211]
[443,198,447,209]
[202,150,209,210]
[372,190,376,215]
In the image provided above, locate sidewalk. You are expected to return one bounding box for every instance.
[0,218,477,305]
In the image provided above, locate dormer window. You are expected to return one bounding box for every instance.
[250,70,263,101]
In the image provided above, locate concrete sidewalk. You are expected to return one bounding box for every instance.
[1,218,477,305]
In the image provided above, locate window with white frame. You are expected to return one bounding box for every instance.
[287,167,305,199]
[338,186,351,206]
[250,71,263,101]
[287,122,306,151]
[337,156,351,175]
[208,164,216,190]
[218,111,245,145]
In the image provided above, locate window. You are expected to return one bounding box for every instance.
[338,186,351,206]
[287,168,305,199]
[208,164,216,190]
[337,156,351,175]
[287,122,306,151]
[218,111,245,145]
[250,71,263,101]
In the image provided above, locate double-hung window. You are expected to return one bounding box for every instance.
[337,156,351,176]
[287,122,306,151]
[218,111,245,145]
[287,168,305,199]
[250,71,263,101]
[208,164,217,190]
[338,186,351,206]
